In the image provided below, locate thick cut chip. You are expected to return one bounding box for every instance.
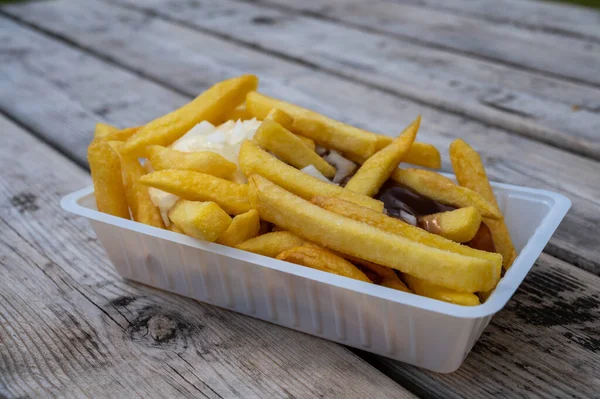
[94,123,119,139]
[119,150,165,229]
[249,175,500,292]
[403,274,480,306]
[373,138,441,169]
[311,196,500,264]
[348,257,410,292]
[450,139,517,269]
[223,104,252,122]
[87,140,129,218]
[246,91,378,160]
[102,126,141,142]
[124,75,258,155]
[391,168,502,219]
[276,246,372,283]
[265,108,294,131]
[254,119,336,178]
[297,135,316,151]
[239,140,383,211]
[236,231,306,258]
[139,169,250,215]
[346,117,420,196]
[217,209,261,247]
[146,145,236,180]
[419,206,481,243]
[169,200,232,242]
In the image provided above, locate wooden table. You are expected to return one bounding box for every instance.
[1,0,599,397]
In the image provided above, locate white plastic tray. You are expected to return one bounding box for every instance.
[61,178,570,373]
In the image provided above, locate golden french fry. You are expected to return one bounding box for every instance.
[372,137,441,169]
[297,135,316,151]
[146,145,237,180]
[223,104,252,122]
[119,150,165,229]
[217,209,261,247]
[236,231,306,258]
[391,169,502,219]
[94,123,119,139]
[348,257,410,292]
[254,119,336,178]
[124,75,258,155]
[276,246,372,283]
[419,206,481,243]
[249,175,500,292]
[239,140,383,211]
[346,117,420,196]
[311,196,501,264]
[265,108,294,131]
[450,139,517,269]
[170,224,184,234]
[403,274,480,306]
[102,126,141,142]
[168,200,232,242]
[87,140,130,218]
[246,92,378,160]
[139,169,250,215]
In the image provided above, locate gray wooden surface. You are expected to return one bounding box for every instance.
[1,0,599,397]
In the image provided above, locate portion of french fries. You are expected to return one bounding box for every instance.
[88,75,516,307]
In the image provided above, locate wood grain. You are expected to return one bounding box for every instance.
[0,115,415,398]
[400,0,600,44]
[1,7,599,276]
[96,0,600,160]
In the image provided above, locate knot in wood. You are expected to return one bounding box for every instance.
[147,315,178,342]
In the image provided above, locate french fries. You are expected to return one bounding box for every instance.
[168,200,232,242]
[146,145,237,180]
[403,274,480,306]
[419,206,481,243]
[277,246,372,283]
[139,169,251,215]
[254,119,336,178]
[118,147,165,229]
[239,140,383,211]
[94,122,118,139]
[450,139,517,269]
[246,91,378,160]
[236,231,306,258]
[124,75,258,155]
[345,117,420,196]
[310,196,501,264]
[86,75,518,307]
[217,209,260,247]
[249,175,500,292]
[87,140,130,218]
[391,169,502,220]
[265,108,294,131]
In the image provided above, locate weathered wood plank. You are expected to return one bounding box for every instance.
[359,254,600,398]
[93,0,600,160]
[1,3,599,276]
[400,0,600,44]
[245,0,600,86]
[0,115,415,398]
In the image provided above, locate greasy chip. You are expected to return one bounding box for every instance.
[87,140,129,218]
[265,108,294,131]
[217,209,261,247]
[249,175,500,292]
[450,139,517,269]
[125,75,258,155]
[419,206,481,243]
[345,116,420,197]
[239,140,383,211]
[147,145,237,180]
[169,200,232,242]
[254,119,336,178]
[236,231,306,258]
[403,274,480,306]
[139,169,250,215]
[391,168,502,219]
[94,123,118,139]
[276,246,372,283]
